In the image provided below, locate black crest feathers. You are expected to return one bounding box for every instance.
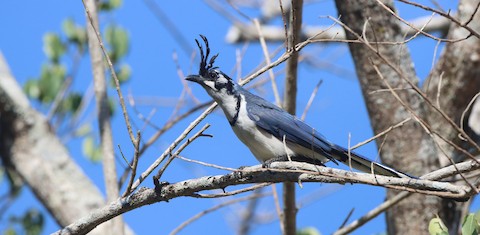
[195,35,219,77]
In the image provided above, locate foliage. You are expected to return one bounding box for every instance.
[429,212,480,235]
[3,1,128,233]
[22,5,130,163]
[2,209,44,235]
[297,227,321,235]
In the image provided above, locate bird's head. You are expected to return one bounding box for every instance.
[186,35,237,102]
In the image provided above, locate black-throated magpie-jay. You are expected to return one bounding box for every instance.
[186,35,412,178]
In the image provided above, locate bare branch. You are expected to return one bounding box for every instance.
[81,0,136,145]
[171,192,270,235]
[254,19,282,106]
[398,0,480,39]
[227,15,450,43]
[154,124,212,181]
[122,131,141,198]
[54,160,479,235]
[300,80,322,121]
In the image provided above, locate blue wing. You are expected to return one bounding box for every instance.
[243,92,339,164]
[242,91,414,178]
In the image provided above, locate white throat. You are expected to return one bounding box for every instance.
[207,89,240,124]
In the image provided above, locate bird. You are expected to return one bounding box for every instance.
[186,35,413,178]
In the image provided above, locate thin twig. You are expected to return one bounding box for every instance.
[368,87,412,95]
[338,208,355,230]
[460,91,480,139]
[350,117,411,150]
[170,193,270,235]
[83,1,124,233]
[154,124,212,181]
[175,155,239,172]
[118,101,212,187]
[141,0,193,55]
[375,1,449,43]
[371,63,476,191]
[173,50,200,105]
[190,183,270,198]
[270,184,282,222]
[47,49,84,121]
[334,192,413,235]
[329,16,480,154]
[300,80,323,121]
[397,0,480,39]
[238,188,264,235]
[122,131,141,197]
[127,93,161,131]
[81,0,136,146]
[435,72,444,108]
[253,18,282,106]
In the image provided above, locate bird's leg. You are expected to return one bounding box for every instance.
[262,156,291,168]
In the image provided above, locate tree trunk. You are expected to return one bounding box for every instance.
[334,0,444,234]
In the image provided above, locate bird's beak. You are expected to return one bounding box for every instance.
[185,74,202,83]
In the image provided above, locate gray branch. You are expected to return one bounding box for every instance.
[227,14,450,43]
[53,161,476,235]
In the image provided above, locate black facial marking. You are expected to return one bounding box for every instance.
[208,70,234,94]
[229,94,241,126]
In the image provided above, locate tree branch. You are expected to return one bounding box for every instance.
[226,14,450,43]
[282,0,303,234]
[54,160,477,235]
[84,0,124,234]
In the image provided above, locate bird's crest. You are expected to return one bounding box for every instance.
[195,35,219,77]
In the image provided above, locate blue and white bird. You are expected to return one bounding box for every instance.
[186,35,412,178]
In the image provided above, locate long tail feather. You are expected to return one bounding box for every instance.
[331,145,415,178]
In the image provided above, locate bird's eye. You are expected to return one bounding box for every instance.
[208,70,218,79]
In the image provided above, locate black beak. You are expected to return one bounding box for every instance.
[185,74,203,83]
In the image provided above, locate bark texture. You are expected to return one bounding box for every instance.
[334,0,443,234]
[282,1,303,234]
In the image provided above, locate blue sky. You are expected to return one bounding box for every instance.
[0,1,475,234]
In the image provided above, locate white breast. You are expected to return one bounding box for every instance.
[231,94,299,162]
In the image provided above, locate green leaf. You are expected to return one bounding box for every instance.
[82,137,102,162]
[3,228,16,235]
[74,123,92,137]
[23,79,40,99]
[429,216,449,235]
[474,209,480,224]
[117,64,131,83]
[5,167,23,197]
[38,64,66,103]
[297,227,321,235]
[108,97,116,116]
[99,0,122,11]
[105,25,129,62]
[21,209,44,235]
[62,18,87,51]
[62,18,76,40]
[43,33,65,63]
[462,213,480,235]
[59,93,82,114]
